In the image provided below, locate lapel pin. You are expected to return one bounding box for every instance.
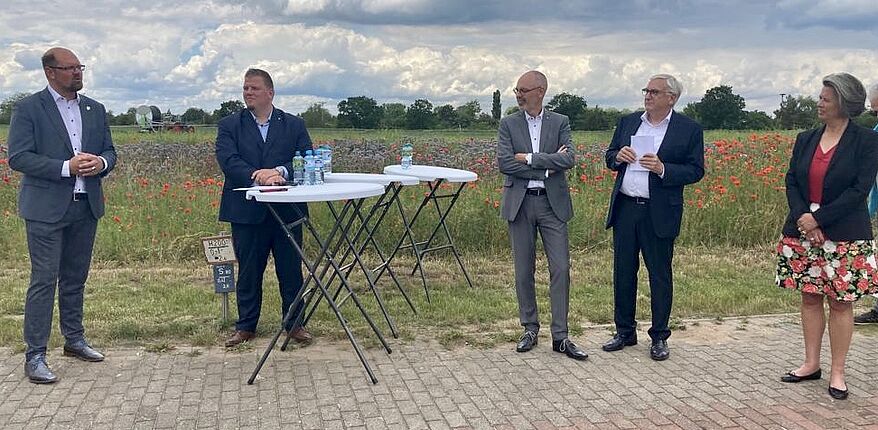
[86,105,91,111]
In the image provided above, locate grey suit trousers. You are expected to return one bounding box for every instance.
[509,193,570,340]
[23,199,97,360]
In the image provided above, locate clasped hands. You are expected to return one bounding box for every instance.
[514,145,568,175]
[69,152,104,177]
[252,168,285,186]
[615,146,664,175]
[796,213,825,245]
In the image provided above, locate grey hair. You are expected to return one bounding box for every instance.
[650,73,683,100]
[524,70,548,91]
[868,83,878,100]
[822,72,866,118]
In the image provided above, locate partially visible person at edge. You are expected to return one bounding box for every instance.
[216,68,314,348]
[776,72,878,401]
[855,83,878,324]
[8,47,117,384]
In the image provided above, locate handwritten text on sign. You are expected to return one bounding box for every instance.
[213,263,236,293]
[201,235,236,264]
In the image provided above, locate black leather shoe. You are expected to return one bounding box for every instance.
[63,339,105,362]
[780,368,821,383]
[828,386,848,400]
[25,354,58,384]
[552,338,588,361]
[516,330,538,352]
[601,334,637,352]
[650,340,670,361]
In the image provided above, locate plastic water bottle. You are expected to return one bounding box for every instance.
[401,143,413,169]
[292,151,304,186]
[304,150,315,186]
[313,148,325,185]
[321,145,332,174]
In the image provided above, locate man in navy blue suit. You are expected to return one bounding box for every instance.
[602,74,704,361]
[216,68,313,347]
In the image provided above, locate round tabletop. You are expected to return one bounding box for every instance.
[324,172,420,186]
[244,182,385,203]
[383,165,478,183]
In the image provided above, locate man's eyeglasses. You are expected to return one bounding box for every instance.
[48,65,86,72]
[642,88,668,96]
[514,86,543,95]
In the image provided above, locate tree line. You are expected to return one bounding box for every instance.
[1,85,876,130]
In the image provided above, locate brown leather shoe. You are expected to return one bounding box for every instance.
[225,330,255,347]
[288,327,313,343]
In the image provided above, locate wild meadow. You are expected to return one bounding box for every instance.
[0,125,814,349]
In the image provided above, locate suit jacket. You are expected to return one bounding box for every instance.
[604,111,704,239]
[216,107,312,224]
[782,122,878,241]
[497,110,575,222]
[7,88,117,223]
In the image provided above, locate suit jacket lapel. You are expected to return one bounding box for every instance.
[39,89,74,155]
[513,111,531,153]
[796,125,822,196]
[263,109,281,156]
[824,122,855,175]
[78,96,91,151]
[656,113,678,159]
[539,111,551,153]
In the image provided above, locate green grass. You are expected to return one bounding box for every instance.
[0,246,825,350]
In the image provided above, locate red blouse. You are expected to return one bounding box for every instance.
[808,144,837,204]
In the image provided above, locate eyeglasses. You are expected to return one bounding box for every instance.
[642,88,669,96]
[48,65,86,72]
[513,86,543,95]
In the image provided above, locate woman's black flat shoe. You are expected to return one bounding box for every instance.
[828,386,848,400]
[780,368,821,383]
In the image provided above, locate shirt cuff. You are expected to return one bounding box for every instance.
[525,153,532,165]
[98,156,108,173]
[658,165,665,178]
[544,169,549,178]
[275,166,289,180]
[62,160,71,177]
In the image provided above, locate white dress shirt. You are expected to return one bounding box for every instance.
[523,109,548,189]
[248,108,289,181]
[49,85,88,194]
[620,110,672,198]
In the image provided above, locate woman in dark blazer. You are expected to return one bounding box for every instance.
[776,73,878,400]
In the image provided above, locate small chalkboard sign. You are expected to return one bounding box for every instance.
[213,263,235,293]
[202,234,236,264]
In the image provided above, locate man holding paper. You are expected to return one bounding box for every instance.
[602,74,704,361]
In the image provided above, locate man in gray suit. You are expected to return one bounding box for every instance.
[497,71,587,360]
[8,47,117,384]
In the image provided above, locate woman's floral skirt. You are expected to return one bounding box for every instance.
[775,236,878,302]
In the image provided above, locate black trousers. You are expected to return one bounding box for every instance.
[611,196,675,341]
[231,220,304,332]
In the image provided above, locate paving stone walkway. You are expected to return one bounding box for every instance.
[1,315,877,429]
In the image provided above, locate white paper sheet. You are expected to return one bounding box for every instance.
[629,135,655,172]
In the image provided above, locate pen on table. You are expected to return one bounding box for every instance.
[259,188,288,193]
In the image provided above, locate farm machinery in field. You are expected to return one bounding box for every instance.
[135,105,195,133]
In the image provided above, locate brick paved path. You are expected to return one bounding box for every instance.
[1,315,877,429]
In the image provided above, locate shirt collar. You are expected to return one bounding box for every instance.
[46,85,79,104]
[249,107,274,125]
[640,109,672,127]
[525,108,544,121]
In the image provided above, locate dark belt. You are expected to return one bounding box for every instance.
[618,193,649,205]
[72,193,88,201]
[525,188,547,196]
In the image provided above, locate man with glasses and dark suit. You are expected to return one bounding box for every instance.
[8,47,117,383]
[602,74,704,361]
[497,70,587,360]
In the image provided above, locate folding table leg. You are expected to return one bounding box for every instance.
[412,181,474,289]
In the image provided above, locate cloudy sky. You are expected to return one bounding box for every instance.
[2,0,877,117]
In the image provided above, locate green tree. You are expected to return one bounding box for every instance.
[181,107,210,124]
[434,104,456,128]
[774,95,818,130]
[0,92,30,124]
[406,99,436,129]
[213,100,245,121]
[337,96,383,129]
[741,110,775,130]
[854,111,878,129]
[505,106,520,116]
[300,103,334,128]
[492,90,502,120]
[111,107,137,126]
[686,85,746,129]
[454,100,481,129]
[381,103,407,128]
[546,93,587,129]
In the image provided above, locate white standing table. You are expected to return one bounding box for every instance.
[241,182,388,384]
[381,165,479,301]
